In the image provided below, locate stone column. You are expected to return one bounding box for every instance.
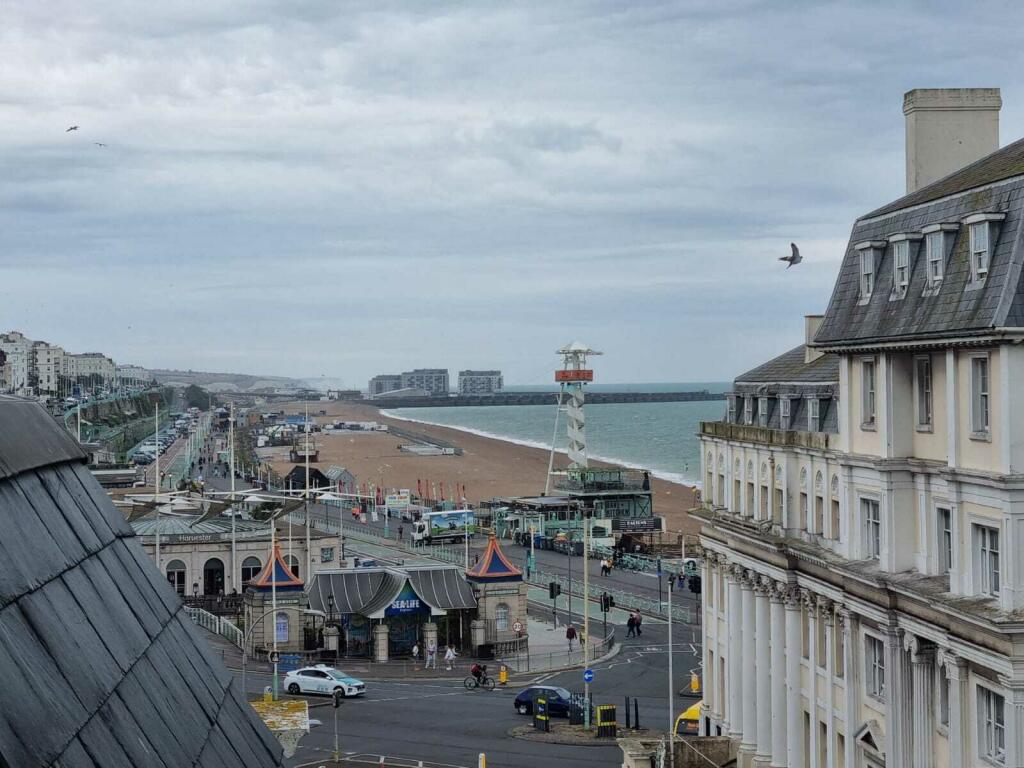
[740,572,757,755]
[1001,676,1024,768]
[805,593,819,767]
[702,556,716,735]
[754,578,772,765]
[422,622,438,657]
[822,601,835,768]
[908,636,935,768]
[942,652,968,768]
[727,566,743,738]
[785,587,805,768]
[769,585,787,768]
[839,608,858,768]
[373,623,390,662]
[884,625,912,767]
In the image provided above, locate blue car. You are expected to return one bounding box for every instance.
[513,685,573,716]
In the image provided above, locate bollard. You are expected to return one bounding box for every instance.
[634,697,640,729]
[625,696,631,729]
[595,704,617,738]
[499,665,508,686]
[478,753,486,768]
[533,697,550,733]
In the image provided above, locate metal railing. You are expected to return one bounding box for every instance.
[185,605,244,648]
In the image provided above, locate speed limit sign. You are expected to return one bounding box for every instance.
[512,620,524,634]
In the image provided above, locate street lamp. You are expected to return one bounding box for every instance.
[240,606,324,701]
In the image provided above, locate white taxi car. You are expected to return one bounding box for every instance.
[283,665,366,697]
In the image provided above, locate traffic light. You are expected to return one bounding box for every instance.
[549,582,562,600]
[688,575,702,594]
[600,593,615,612]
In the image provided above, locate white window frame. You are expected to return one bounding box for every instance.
[861,358,876,428]
[974,523,1001,597]
[860,250,875,300]
[758,396,769,428]
[893,240,909,291]
[977,683,1006,765]
[744,396,753,425]
[780,397,790,427]
[862,497,881,560]
[727,396,737,423]
[807,397,820,432]
[864,632,886,701]
[926,230,944,284]
[971,354,991,437]
[970,222,990,282]
[937,506,952,576]
[915,355,933,429]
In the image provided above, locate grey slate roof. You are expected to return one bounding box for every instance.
[308,566,476,617]
[0,395,282,767]
[734,345,839,384]
[816,140,1024,346]
[406,566,477,611]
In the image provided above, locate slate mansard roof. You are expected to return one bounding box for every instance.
[0,396,282,767]
[734,345,839,385]
[816,137,1024,347]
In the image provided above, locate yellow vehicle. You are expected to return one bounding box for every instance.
[674,700,702,736]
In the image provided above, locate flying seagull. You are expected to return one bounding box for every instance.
[94,142,107,147]
[66,125,79,132]
[779,242,802,268]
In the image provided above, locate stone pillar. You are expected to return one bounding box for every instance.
[740,573,757,756]
[470,618,486,652]
[785,588,804,768]
[727,566,743,738]
[323,625,339,653]
[942,652,968,768]
[805,594,819,768]
[373,623,389,662]
[908,637,935,768]
[822,602,835,768]
[840,608,858,768]
[769,585,787,768]
[1001,676,1024,768]
[884,626,912,767]
[702,555,717,735]
[754,579,772,765]
[422,622,438,657]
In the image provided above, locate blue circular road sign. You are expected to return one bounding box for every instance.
[583,668,594,683]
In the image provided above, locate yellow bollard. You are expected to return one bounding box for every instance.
[690,672,701,693]
[478,753,486,768]
[499,665,508,685]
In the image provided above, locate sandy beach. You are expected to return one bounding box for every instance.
[265,400,701,537]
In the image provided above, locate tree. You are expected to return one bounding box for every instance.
[183,384,214,410]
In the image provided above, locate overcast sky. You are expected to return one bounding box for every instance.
[3,1,1023,386]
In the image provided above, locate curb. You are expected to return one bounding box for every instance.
[506,723,635,747]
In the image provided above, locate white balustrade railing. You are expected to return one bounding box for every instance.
[185,606,244,648]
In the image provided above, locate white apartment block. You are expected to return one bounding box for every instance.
[116,364,152,387]
[694,89,1024,767]
[457,369,503,394]
[64,352,116,384]
[31,342,64,395]
[0,332,32,394]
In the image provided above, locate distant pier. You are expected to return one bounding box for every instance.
[365,390,725,408]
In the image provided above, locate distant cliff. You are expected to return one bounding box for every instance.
[151,368,307,393]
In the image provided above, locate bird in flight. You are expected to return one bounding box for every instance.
[94,142,107,147]
[779,243,802,268]
[66,125,79,132]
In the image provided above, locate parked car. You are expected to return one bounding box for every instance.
[283,665,366,698]
[513,685,574,716]
[675,700,702,736]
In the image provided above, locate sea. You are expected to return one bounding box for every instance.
[382,382,730,488]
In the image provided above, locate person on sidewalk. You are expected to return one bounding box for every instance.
[398,524,404,541]
[566,625,577,650]
[635,611,643,636]
[412,643,420,663]
[626,614,636,638]
[444,645,456,670]
[426,641,437,669]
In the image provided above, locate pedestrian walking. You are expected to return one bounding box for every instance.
[398,524,404,541]
[426,642,437,669]
[444,645,456,670]
[412,643,420,662]
[635,611,643,636]
[626,614,636,638]
[566,625,577,650]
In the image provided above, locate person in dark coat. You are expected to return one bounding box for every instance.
[626,614,637,638]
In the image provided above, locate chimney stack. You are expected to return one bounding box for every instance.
[904,88,1001,194]
[805,314,824,364]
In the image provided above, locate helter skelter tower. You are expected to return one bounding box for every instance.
[545,342,602,494]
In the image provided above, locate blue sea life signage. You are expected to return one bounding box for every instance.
[385,582,427,615]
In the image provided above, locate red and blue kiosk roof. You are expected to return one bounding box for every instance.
[247,543,305,592]
[466,534,523,582]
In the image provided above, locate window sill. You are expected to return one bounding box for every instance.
[860,423,877,432]
[969,431,992,442]
[965,278,988,293]
[916,424,934,433]
[889,288,908,302]
[857,295,872,306]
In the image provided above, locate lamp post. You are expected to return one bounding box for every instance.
[667,572,676,768]
[240,606,323,702]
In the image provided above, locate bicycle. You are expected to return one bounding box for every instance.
[463,675,496,691]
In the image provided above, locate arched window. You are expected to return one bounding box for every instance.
[203,557,224,596]
[285,554,300,580]
[799,467,808,489]
[275,611,289,643]
[717,453,725,470]
[495,603,510,631]
[830,475,839,497]
[241,556,261,583]
[760,462,768,480]
[830,474,841,541]
[775,464,784,484]
[166,559,186,595]
[815,471,824,493]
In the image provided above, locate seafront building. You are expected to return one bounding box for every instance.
[0,329,135,397]
[694,88,1024,767]
[458,369,504,394]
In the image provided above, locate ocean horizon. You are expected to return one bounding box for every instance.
[383,381,729,488]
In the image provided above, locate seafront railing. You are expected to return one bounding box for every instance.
[185,605,244,648]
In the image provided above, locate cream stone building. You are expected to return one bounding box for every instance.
[694,89,1024,767]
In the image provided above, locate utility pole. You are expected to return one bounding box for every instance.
[229,401,236,592]
[667,574,676,768]
[304,402,311,582]
[583,506,591,731]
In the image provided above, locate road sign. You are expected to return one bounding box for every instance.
[512,620,524,634]
[268,650,280,664]
[583,668,594,683]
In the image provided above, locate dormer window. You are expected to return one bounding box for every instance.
[921,224,957,290]
[855,241,885,304]
[744,396,753,425]
[807,397,820,432]
[887,234,921,301]
[780,397,791,427]
[963,213,1005,288]
[758,397,769,427]
[727,396,737,423]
